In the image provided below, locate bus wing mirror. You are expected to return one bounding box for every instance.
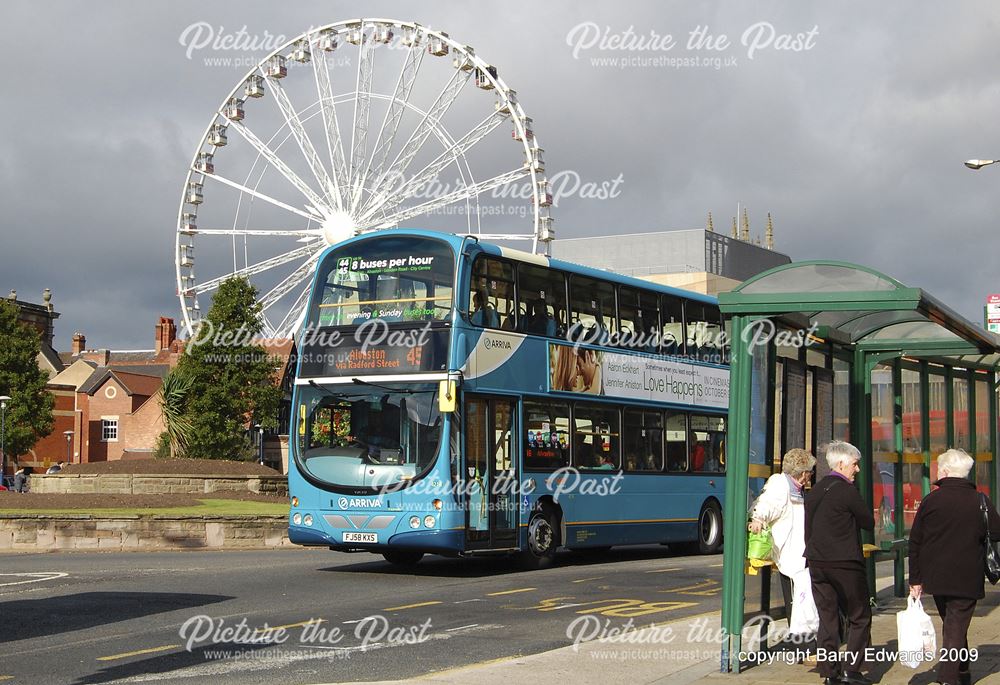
[438,380,457,413]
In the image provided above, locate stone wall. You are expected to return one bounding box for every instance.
[0,515,291,551]
[31,473,288,497]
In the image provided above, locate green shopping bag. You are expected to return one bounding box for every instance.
[747,527,773,561]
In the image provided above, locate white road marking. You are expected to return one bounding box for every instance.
[0,572,68,586]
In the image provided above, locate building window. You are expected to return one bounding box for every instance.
[102,419,118,442]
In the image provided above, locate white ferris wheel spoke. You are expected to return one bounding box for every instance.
[355,36,426,213]
[192,244,319,296]
[192,228,321,237]
[359,111,507,224]
[367,167,529,230]
[226,120,328,214]
[362,67,474,217]
[275,283,314,336]
[201,171,323,222]
[348,26,378,213]
[259,252,322,313]
[311,43,350,211]
[265,76,339,209]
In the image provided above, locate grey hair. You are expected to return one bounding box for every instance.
[825,441,861,470]
[937,448,974,479]
[781,448,817,476]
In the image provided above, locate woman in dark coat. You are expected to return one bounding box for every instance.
[909,448,1000,685]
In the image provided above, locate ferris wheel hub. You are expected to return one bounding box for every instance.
[322,210,358,246]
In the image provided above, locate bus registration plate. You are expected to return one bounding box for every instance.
[343,532,378,544]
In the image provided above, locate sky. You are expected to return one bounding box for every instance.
[2,1,1000,350]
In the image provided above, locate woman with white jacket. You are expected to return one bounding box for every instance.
[749,448,819,636]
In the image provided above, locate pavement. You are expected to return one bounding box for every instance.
[331,582,1000,685]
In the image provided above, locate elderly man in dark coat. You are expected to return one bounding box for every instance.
[909,448,1000,685]
[804,440,875,685]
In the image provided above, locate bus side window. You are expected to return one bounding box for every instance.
[470,257,513,329]
[523,400,570,469]
[661,295,684,357]
[665,411,688,472]
[517,263,566,339]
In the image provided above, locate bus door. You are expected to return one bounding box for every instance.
[463,396,518,550]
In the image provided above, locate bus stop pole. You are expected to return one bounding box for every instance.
[721,314,754,672]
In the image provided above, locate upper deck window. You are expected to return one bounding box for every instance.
[313,236,454,327]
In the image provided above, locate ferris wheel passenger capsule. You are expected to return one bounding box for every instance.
[195,152,214,174]
[526,146,545,172]
[373,24,393,44]
[427,32,449,56]
[475,65,497,90]
[496,89,516,114]
[179,245,195,268]
[346,24,364,45]
[180,213,198,235]
[291,40,311,63]
[244,75,265,98]
[537,179,552,207]
[513,117,533,142]
[185,182,203,205]
[453,46,475,70]
[539,215,555,242]
[401,26,420,47]
[265,55,287,79]
[208,124,228,147]
[224,97,245,121]
[318,30,338,52]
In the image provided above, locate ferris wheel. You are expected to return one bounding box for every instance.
[176,18,553,338]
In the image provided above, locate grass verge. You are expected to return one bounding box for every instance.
[0,498,290,517]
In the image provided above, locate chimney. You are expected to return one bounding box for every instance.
[82,349,110,367]
[72,333,86,356]
[156,317,177,353]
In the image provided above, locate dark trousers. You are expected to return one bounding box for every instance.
[810,565,871,676]
[933,595,976,685]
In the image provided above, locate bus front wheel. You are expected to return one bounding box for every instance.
[520,508,559,569]
[382,550,424,566]
[697,501,723,554]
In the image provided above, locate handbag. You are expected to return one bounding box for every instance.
[980,493,1000,585]
[747,526,773,561]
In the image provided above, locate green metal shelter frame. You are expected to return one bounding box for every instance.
[717,260,1000,673]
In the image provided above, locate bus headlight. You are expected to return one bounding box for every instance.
[409,516,421,529]
[303,514,314,526]
[423,515,436,529]
[292,513,302,525]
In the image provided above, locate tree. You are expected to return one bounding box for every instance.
[158,369,193,458]
[175,277,281,459]
[0,299,55,464]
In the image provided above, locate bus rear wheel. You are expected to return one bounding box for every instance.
[519,508,558,570]
[382,550,424,566]
[697,501,723,554]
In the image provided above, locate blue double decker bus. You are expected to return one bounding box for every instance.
[288,229,729,568]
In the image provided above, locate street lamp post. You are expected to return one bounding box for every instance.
[256,424,265,466]
[964,159,1000,170]
[0,396,9,486]
[63,430,74,464]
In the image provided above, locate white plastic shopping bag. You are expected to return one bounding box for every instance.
[896,597,936,669]
[789,568,819,635]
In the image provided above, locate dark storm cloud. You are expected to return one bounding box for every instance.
[2,0,999,349]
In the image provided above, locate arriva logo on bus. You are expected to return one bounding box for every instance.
[337,497,384,509]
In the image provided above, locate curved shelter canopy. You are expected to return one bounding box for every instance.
[728,260,1000,358]
[716,260,1000,673]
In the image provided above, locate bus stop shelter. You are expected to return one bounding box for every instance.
[717,260,1000,672]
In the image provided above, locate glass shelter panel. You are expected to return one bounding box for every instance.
[901,368,922,537]
[975,375,991,495]
[870,364,895,543]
